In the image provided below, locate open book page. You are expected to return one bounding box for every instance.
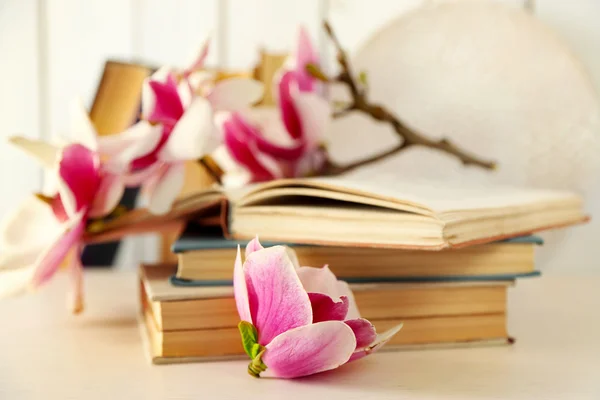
[242,175,582,214]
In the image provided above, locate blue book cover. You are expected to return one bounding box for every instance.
[170,270,541,287]
[172,225,544,254]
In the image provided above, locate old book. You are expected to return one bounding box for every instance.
[140,273,509,363]
[89,61,152,135]
[140,264,509,332]
[91,176,586,251]
[172,229,541,282]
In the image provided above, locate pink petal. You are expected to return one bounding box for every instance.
[123,162,162,187]
[58,144,101,215]
[245,236,264,258]
[234,246,252,323]
[263,321,356,378]
[308,293,349,323]
[145,162,185,215]
[0,263,35,298]
[158,96,217,162]
[277,71,303,139]
[87,173,125,218]
[295,26,318,92]
[51,195,69,222]
[68,245,85,314]
[207,78,263,111]
[222,117,281,182]
[338,281,360,320]
[183,38,210,77]
[141,67,171,119]
[349,324,403,362]
[69,98,98,151]
[345,318,377,349]
[297,266,361,320]
[31,213,86,288]
[147,73,184,125]
[8,136,59,170]
[231,113,305,161]
[108,121,164,171]
[130,127,170,170]
[1,196,61,250]
[290,91,330,150]
[244,246,312,345]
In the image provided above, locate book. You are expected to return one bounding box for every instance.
[88,176,587,250]
[89,61,152,135]
[140,264,511,363]
[82,61,153,267]
[172,227,542,283]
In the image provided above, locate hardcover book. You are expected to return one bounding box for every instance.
[171,227,542,284]
[90,176,586,250]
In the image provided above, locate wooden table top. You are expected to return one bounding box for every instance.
[1,271,598,399]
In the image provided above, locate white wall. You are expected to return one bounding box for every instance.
[0,0,599,272]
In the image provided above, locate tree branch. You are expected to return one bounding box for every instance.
[312,21,496,171]
[320,143,409,176]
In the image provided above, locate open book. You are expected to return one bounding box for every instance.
[87,176,587,250]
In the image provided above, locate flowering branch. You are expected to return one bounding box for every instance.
[309,21,497,172]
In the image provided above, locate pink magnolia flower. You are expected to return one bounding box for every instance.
[102,40,263,214]
[0,102,125,313]
[220,27,330,183]
[235,238,402,378]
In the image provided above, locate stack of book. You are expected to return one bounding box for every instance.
[138,177,586,364]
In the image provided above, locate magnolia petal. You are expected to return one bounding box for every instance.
[69,98,98,150]
[0,262,35,298]
[68,247,85,314]
[234,246,252,323]
[291,91,330,149]
[244,246,312,345]
[123,162,162,187]
[338,281,360,320]
[145,162,185,215]
[109,121,164,170]
[263,321,356,378]
[284,246,301,269]
[231,113,305,161]
[207,78,263,111]
[345,318,377,350]
[87,173,125,218]
[349,324,403,362]
[147,72,184,125]
[222,117,281,181]
[0,196,61,250]
[158,96,216,162]
[184,38,210,76]
[141,66,172,118]
[297,266,361,320]
[278,71,303,139]
[31,213,85,288]
[295,26,318,92]
[308,293,349,323]
[8,137,60,170]
[245,236,264,258]
[58,144,101,216]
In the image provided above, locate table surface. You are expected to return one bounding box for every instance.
[1,271,598,400]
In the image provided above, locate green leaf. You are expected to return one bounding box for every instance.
[238,321,259,359]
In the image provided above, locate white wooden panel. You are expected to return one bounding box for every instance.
[135,0,219,68]
[45,0,134,139]
[224,0,323,69]
[0,1,41,225]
